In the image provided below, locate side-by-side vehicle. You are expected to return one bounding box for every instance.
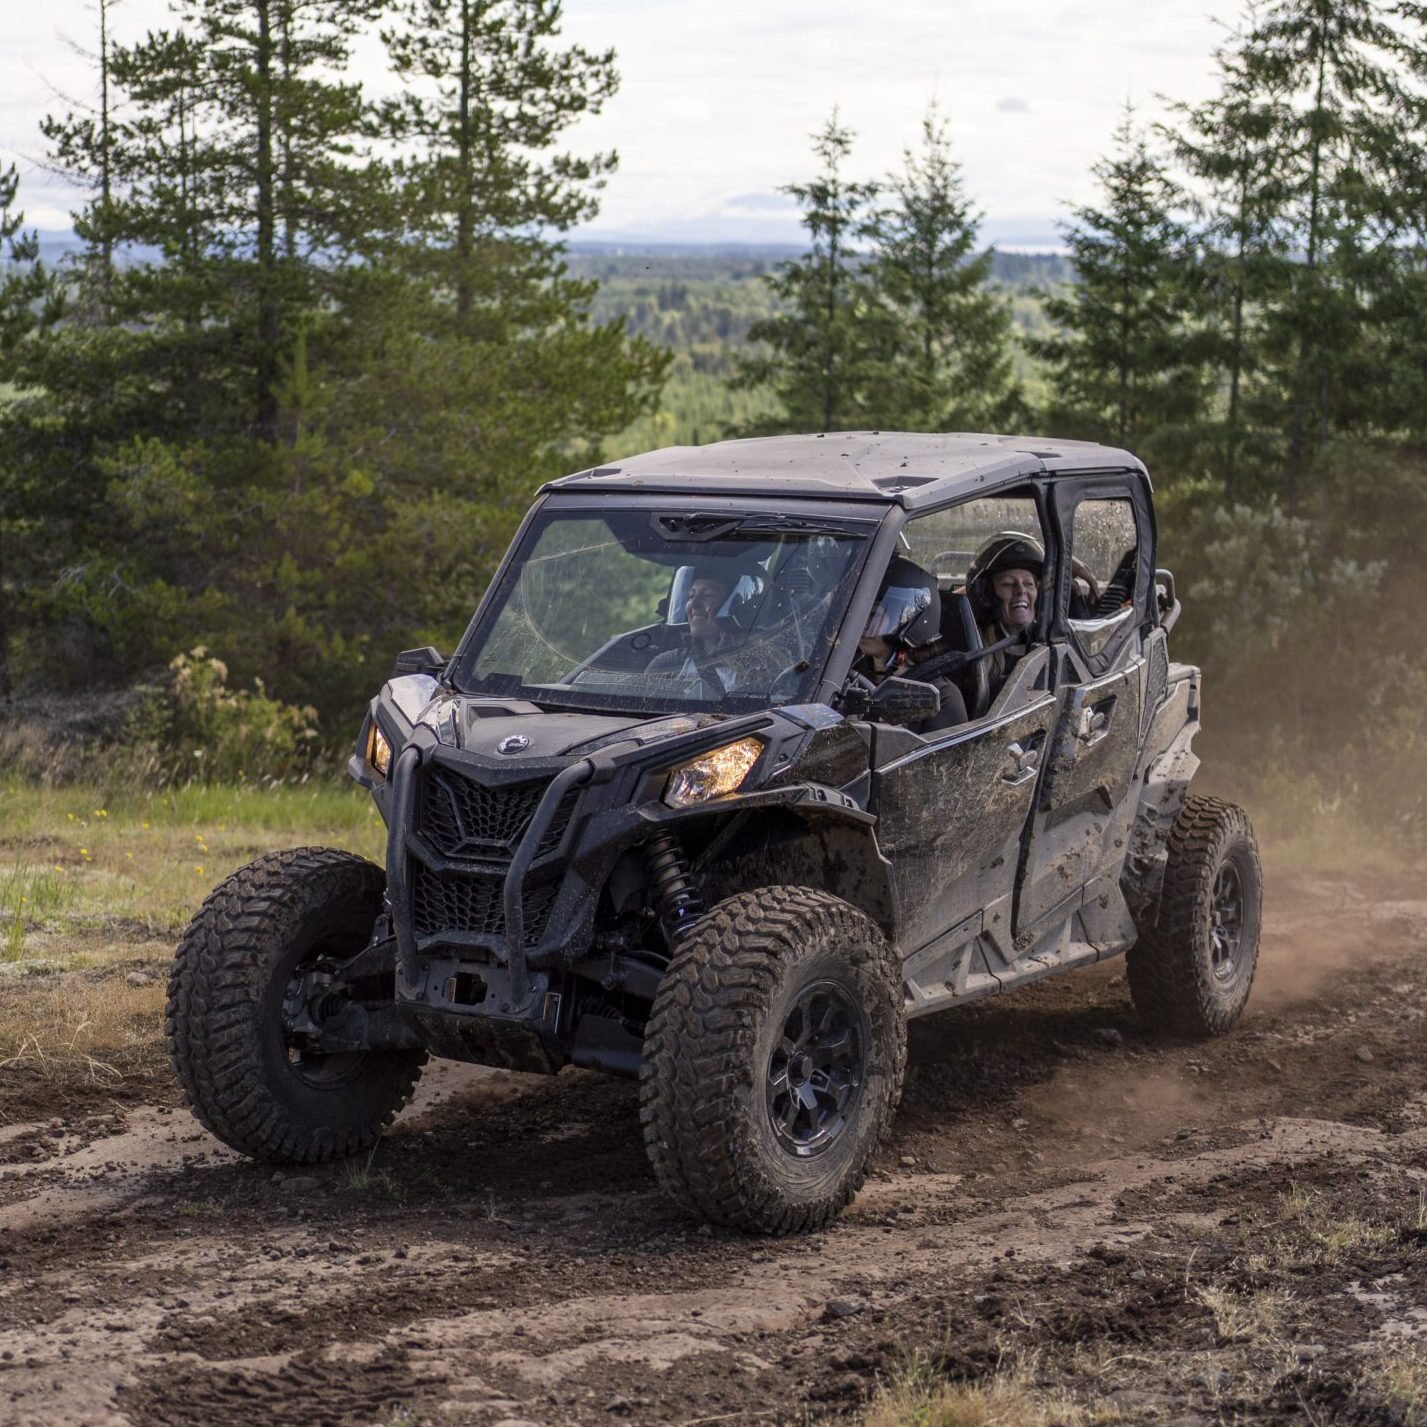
[167,432,1262,1233]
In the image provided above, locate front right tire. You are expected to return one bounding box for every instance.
[640,886,907,1234]
[167,847,426,1163]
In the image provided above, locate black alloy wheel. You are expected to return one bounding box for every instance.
[766,980,868,1158]
[1209,862,1246,985]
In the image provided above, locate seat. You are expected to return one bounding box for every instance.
[937,588,990,719]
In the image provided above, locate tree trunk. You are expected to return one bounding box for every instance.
[0,530,11,704]
[255,0,279,442]
[1226,280,1244,495]
[823,220,838,431]
[455,0,475,324]
[279,5,297,262]
[1287,34,1329,487]
[98,0,114,320]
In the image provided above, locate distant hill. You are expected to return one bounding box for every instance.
[27,231,1071,288]
[566,243,1071,288]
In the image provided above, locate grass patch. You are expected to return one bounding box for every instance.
[1364,1344,1427,1426]
[1271,1183,1399,1266]
[0,969,168,1109]
[859,1354,1125,1427]
[1191,1282,1291,1347]
[0,776,383,951]
[0,776,384,1107]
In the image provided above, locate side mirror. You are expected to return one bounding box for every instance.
[869,676,941,725]
[392,646,447,677]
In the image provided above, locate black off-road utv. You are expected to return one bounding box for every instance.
[167,432,1262,1233]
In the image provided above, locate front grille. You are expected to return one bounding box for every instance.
[410,864,560,947]
[421,768,579,863]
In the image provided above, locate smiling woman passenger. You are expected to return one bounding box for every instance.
[966,530,1046,699]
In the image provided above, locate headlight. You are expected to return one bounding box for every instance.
[367,722,393,780]
[664,737,763,808]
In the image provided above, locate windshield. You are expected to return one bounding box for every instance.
[453,506,873,714]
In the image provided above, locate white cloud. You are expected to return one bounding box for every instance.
[3,0,1232,241]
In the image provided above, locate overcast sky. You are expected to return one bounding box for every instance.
[2,0,1235,248]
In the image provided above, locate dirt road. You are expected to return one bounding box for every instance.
[2,868,1426,1426]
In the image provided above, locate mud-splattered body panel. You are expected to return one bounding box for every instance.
[872,696,1058,955]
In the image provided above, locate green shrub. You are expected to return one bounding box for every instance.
[126,648,321,784]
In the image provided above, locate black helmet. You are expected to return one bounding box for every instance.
[863,556,940,651]
[967,531,1045,623]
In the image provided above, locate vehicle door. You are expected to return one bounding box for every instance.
[866,491,1057,969]
[1014,479,1154,938]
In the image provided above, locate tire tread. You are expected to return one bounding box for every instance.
[166,847,425,1163]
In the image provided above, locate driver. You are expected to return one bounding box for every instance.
[647,567,749,692]
[855,557,967,734]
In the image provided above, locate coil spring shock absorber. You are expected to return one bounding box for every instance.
[645,829,703,944]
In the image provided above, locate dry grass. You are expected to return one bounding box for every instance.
[1270,1183,1398,1266]
[1365,1344,1427,1427]
[0,970,168,1101]
[1191,1282,1291,1347]
[0,776,382,1104]
[858,1355,1126,1427]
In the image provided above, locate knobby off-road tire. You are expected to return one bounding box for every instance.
[1128,796,1262,1038]
[640,886,906,1234]
[166,847,426,1163]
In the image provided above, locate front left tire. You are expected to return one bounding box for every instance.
[639,886,906,1234]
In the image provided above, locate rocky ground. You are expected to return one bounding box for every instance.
[1,867,1425,1426]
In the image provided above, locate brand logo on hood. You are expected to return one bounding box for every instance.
[496,734,531,755]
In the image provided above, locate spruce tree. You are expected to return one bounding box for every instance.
[1031,108,1209,467]
[370,0,666,513]
[0,168,59,701]
[1163,33,1292,494]
[736,113,884,432]
[1236,0,1427,474]
[382,0,618,335]
[40,0,124,325]
[7,0,667,716]
[864,106,1021,431]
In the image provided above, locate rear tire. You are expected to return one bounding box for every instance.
[1128,797,1262,1037]
[166,847,426,1163]
[640,886,906,1234]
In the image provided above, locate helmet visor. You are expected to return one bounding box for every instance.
[862,583,933,641]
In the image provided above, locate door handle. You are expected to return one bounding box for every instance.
[1002,740,1040,785]
[1074,698,1114,748]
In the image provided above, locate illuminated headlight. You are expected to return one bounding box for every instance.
[664,737,763,809]
[367,722,393,780]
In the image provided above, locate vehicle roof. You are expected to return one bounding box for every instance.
[548,431,1147,512]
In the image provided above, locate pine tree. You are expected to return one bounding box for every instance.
[1163,31,1293,493]
[864,106,1021,431]
[6,0,667,717]
[382,0,618,335]
[40,0,124,324]
[0,168,60,700]
[1236,0,1427,474]
[1031,108,1209,467]
[369,0,666,512]
[736,113,885,432]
